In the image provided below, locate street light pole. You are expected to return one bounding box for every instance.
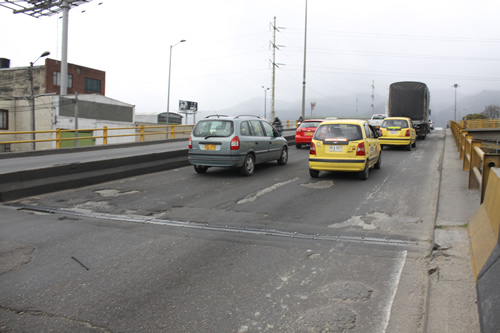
[300,0,308,120]
[166,39,186,130]
[453,84,460,122]
[262,86,269,119]
[29,51,50,151]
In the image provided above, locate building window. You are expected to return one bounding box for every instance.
[53,71,73,88]
[84,77,101,93]
[0,110,8,129]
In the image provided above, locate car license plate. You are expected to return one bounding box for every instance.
[305,132,313,136]
[204,144,216,151]
[329,145,342,152]
[390,131,398,135]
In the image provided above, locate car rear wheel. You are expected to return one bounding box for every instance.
[241,154,255,176]
[406,142,412,151]
[296,144,302,149]
[412,140,416,148]
[194,165,208,174]
[277,147,288,165]
[309,169,320,178]
[374,151,382,169]
[358,162,369,180]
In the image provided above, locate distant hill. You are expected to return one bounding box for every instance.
[430,90,500,128]
[217,94,386,122]
[210,90,500,128]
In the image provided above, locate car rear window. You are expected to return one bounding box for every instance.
[382,119,408,128]
[193,120,234,137]
[299,121,322,128]
[314,124,363,141]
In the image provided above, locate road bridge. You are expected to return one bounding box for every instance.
[0,127,496,332]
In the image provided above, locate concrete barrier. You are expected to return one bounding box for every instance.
[468,167,500,333]
[0,133,297,202]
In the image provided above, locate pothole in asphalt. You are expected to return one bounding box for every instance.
[74,201,111,211]
[295,304,356,332]
[0,241,36,275]
[300,180,334,189]
[321,281,373,302]
[95,189,139,197]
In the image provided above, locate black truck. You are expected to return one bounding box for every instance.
[388,81,431,139]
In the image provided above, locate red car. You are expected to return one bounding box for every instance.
[295,119,325,149]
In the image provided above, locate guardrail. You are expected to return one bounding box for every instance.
[450,121,500,203]
[0,119,301,152]
[466,119,500,129]
[450,119,500,332]
[0,124,195,150]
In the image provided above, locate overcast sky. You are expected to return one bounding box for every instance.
[1,0,500,118]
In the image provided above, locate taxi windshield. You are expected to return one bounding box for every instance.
[314,124,363,141]
[382,120,408,128]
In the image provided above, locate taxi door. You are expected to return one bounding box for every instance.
[363,123,379,167]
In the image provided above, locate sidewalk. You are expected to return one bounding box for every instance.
[426,128,481,332]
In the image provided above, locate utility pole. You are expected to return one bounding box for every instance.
[74,92,79,147]
[60,0,70,95]
[28,51,50,151]
[29,62,35,151]
[453,84,460,122]
[166,39,186,127]
[301,0,308,120]
[262,86,269,119]
[270,17,284,121]
[371,80,375,115]
[3,0,94,96]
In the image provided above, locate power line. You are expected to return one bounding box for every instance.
[285,29,500,43]
[285,47,500,62]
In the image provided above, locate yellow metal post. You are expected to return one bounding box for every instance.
[103,127,108,145]
[56,128,61,149]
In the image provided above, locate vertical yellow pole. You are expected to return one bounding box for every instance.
[103,127,108,145]
[56,128,61,149]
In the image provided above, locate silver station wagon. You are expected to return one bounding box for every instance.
[188,115,288,176]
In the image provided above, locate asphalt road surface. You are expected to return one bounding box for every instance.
[0,130,444,332]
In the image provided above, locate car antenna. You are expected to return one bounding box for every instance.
[212,107,220,118]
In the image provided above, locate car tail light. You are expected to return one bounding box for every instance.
[379,129,383,136]
[188,136,192,149]
[405,129,410,137]
[310,142,316,155]
[356,142,366,156]
[230,136,240,150]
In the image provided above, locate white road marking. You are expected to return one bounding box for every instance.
[237,177,299,204]
[380,250,408,333]
[366,174,390,200]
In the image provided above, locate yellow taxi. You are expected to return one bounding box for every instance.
[308,119,381,180]
[378,117,416,151]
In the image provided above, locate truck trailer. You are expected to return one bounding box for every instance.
[388,81,431,139]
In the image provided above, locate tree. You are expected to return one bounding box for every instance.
[481,104,500,119]
[464,113,487,120]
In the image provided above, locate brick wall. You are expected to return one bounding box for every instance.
[44,58,106,96]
